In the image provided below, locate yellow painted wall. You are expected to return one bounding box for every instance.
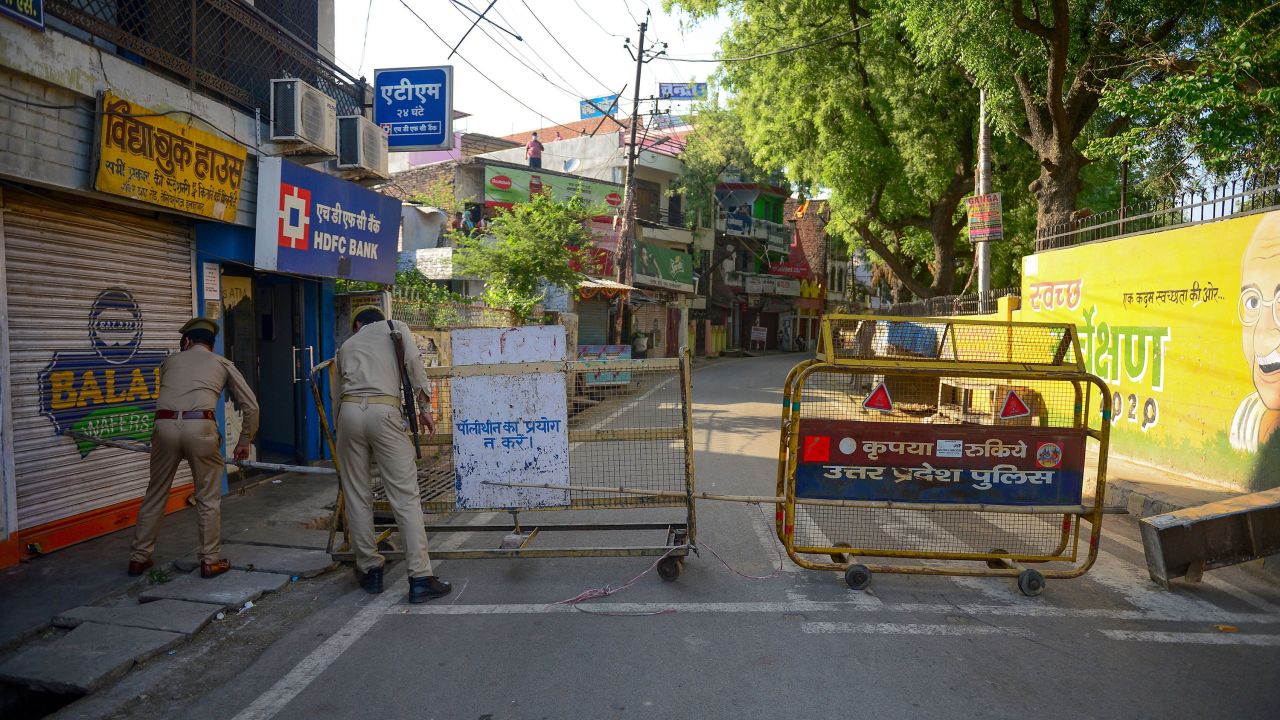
[1020,209,1280,491]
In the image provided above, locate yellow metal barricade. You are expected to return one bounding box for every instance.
[310,353,697,580]
[777,315,1111,596]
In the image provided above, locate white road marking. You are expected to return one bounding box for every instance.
[802,622,1031,638]
[229,513,494,720]
[747,502,803,574]
[1101,527,1280,614]
[390,598,1276,624]
[1101,630,1280,646]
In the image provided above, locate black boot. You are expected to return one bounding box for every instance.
[355,565,383,594]
[409,575,451,603]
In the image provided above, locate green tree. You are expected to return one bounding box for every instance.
[892,0,1228,232]
[1089,4,1280,184]
[674,0,1041,297]
[454,192,600,323]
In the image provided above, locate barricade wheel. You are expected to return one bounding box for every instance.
[986,548,1010,570]
[1018,569,1046,597]
[657,557,683,582]
[844,564,872,591]
[830,542,852,564]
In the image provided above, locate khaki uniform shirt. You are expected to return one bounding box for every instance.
[337,319,429,399]
[155,345,260,446]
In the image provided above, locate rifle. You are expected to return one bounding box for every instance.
[387,320,422,459]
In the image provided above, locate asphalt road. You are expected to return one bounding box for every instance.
[67,354,1280,720]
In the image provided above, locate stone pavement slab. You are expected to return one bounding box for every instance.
[171,544,336,578]
[226,526,334,550]
[52,599,223,638]
[138,569,289,610]
[0,622,183,694]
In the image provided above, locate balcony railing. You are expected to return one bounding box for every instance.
[636,205,685,228]
[48,0,364,117]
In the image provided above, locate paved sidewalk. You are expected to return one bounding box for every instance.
[0,471,340,712]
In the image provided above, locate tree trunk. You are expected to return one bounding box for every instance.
[1029,141,1087,234]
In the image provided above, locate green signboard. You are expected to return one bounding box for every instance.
[634,240,694,293]
[484,165,623,215]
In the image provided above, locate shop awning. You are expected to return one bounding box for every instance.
[577,277,634,300]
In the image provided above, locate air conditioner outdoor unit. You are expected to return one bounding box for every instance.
[270,78,337,156]
[336,115,390,178]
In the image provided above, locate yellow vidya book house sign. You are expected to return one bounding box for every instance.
[94,92,247,221]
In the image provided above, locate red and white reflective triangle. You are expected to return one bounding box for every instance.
[999,389,1031,419]
[863,382,894,412]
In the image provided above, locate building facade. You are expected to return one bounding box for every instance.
[0,2,394,565]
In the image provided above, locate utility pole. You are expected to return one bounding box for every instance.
[611,10,664,343]
[976,88,993,301]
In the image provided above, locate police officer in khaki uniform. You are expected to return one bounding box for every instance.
[128,318,259,579]
[336,307,450,603]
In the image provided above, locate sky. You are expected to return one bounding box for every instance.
[333,0,732,138]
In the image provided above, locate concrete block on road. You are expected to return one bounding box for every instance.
[0,622,183,694]
[172,544,336,578]
[52,599,223,638]
[226,526,334,550]
[138,570,289,610]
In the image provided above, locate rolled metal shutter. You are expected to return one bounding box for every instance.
[4,194,194,531]
[577,299,609,345]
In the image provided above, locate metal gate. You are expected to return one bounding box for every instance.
[313,349,698,580]
[778,315,1112,595]
[2,192,194,540]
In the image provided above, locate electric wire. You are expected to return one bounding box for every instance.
[446,0,590,101]
[396,0,582,135]
[519,0,615,92]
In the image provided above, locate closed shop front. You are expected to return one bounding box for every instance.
[576,298,610,346]
[2,191,194,556]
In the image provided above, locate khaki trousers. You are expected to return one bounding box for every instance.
[131,418,224,564]
[336,401,433,577]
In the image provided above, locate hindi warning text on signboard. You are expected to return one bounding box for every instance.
[451,326,571,509]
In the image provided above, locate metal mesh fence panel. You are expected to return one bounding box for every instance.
[366,361,692,514]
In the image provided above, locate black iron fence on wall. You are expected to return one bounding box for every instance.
[865,287,1019,318]
[1036,168,1280,252]
[48,0,364,117]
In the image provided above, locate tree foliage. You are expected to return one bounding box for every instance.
[891,0,1232,231]
[1089,4,1280,185]
[674,0,1042,296]
[453,192,599,323]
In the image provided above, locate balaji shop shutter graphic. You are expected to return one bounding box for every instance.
[38,289,167,457]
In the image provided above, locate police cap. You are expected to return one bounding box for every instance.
[180,317,220,336]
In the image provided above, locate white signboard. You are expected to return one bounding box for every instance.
[451,326,571,509]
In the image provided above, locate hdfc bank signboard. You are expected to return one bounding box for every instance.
[254,157,401,283]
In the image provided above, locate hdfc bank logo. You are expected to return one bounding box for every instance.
[278,182,311,250]
[489,175,512,190]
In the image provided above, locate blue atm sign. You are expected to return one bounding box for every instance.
[374,66,453,151]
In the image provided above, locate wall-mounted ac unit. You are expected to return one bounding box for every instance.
[336,115,389,179]
[270,78,337,156]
